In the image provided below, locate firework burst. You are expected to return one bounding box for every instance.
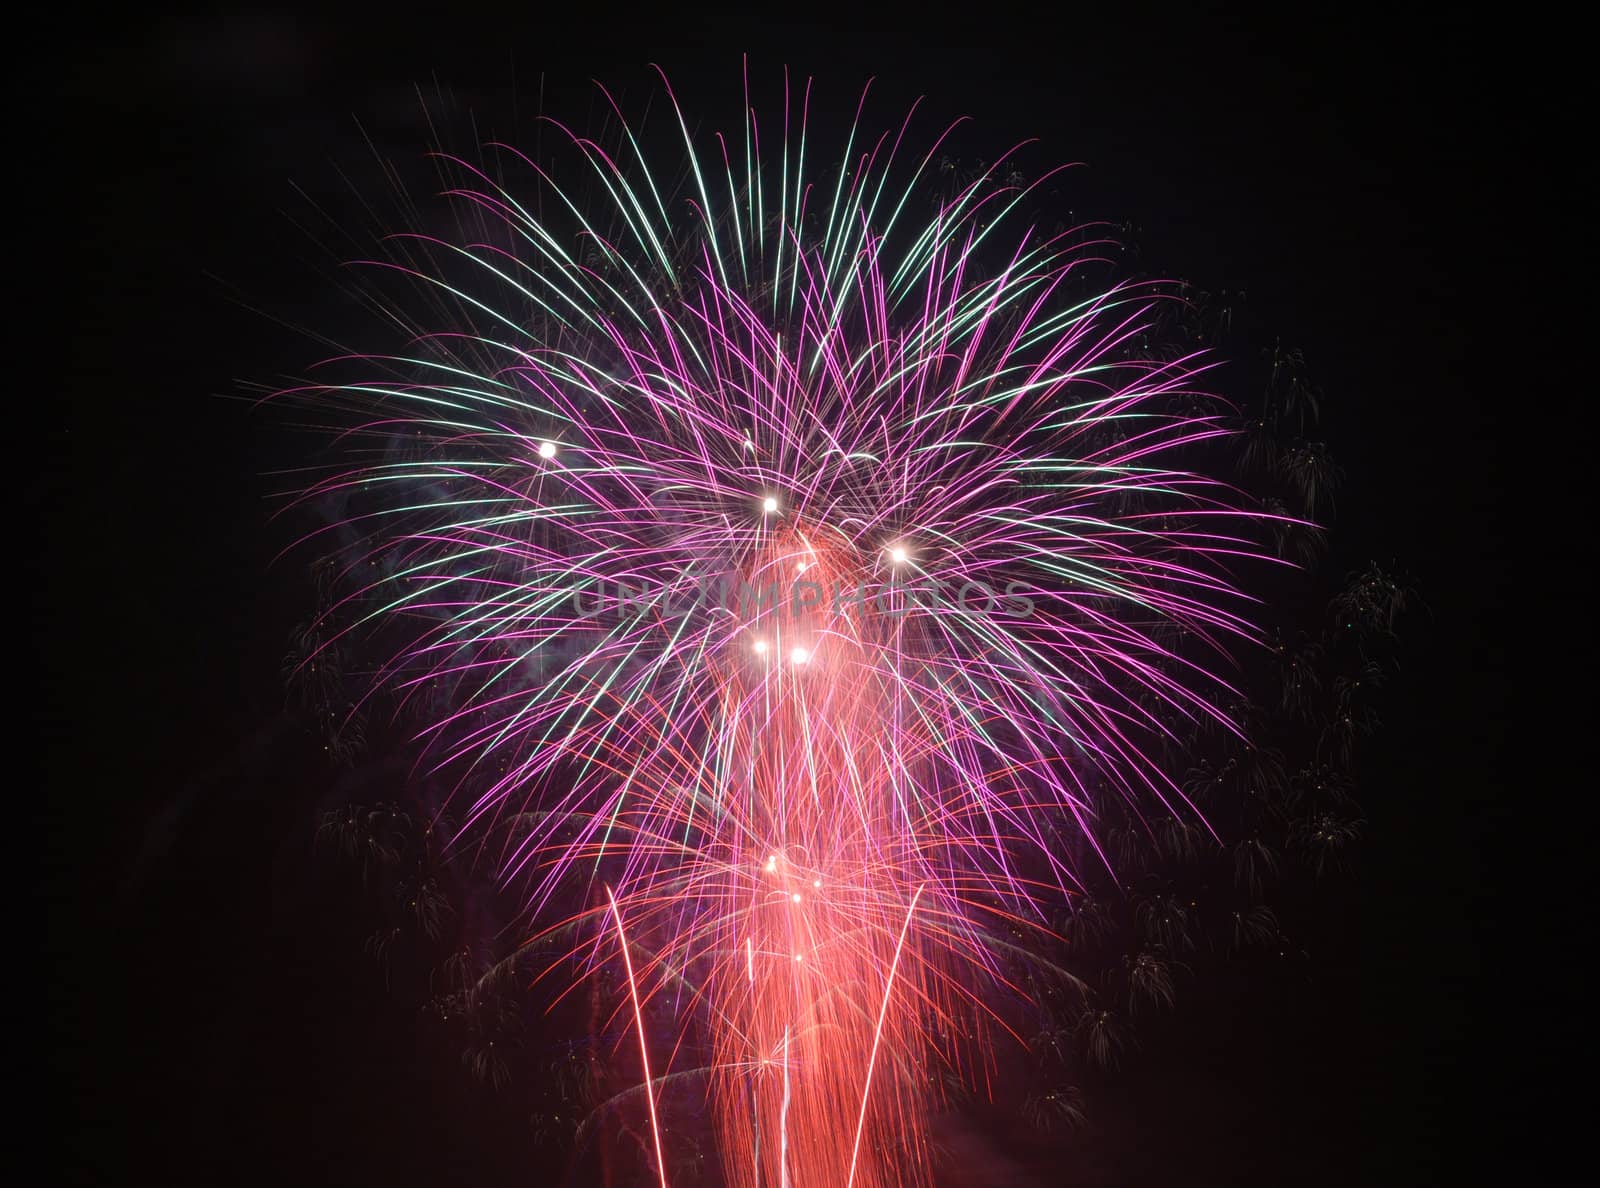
[280,67,1273,1187]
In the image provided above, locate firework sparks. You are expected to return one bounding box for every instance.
[281,65,1270,1186]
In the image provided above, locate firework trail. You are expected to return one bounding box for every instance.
[282,65,1269,1186]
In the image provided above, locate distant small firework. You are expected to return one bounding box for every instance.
[282,66,1270,1187]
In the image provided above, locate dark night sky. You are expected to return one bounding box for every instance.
[37,8,1533,1186]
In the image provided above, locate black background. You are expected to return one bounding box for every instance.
[39,8,1531,1185]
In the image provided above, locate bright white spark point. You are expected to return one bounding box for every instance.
[790,647,809,665]
[813,879,822,889]
[538,441,557,459]
[791,892,802,903]
[753,640,768,655]
[794,953,804,962]
[796,561,808,574]
[762,496,779,514]
[766,856,778,873]
[890,546,908,563]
